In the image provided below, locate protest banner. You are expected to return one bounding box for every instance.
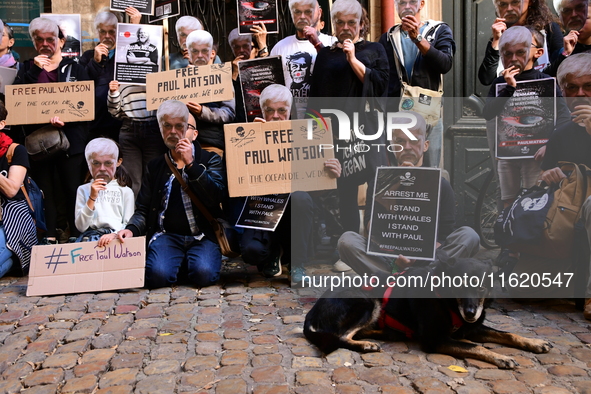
[111,0,154,15]
[146,63,233,110]
[0,66,17,94]
[27,237,146,296]
[4,81,94,125]
[149,0,180,23]
[236,193,290,231]
[238,56,284,121]
[40,13,82,62]
[114,23,162,85]
[238,0,279,34]
[367,167,441,261]
[224,118,336,197]
[495,78,556,159]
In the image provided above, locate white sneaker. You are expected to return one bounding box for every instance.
[333,260,352,272]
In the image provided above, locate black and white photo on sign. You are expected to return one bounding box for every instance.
[114,23,162,85]
[237,0,279,34]
[367,167,441,261]
[238,56,285,121]
[495,78,556,159]
[236,194,290,231]
[148,0,180,23]
[40,14,82,62]
[110,0,154,16]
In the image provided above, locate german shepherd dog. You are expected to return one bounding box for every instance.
[303,257,552,369]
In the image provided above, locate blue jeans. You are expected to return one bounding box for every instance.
[145,233,221,288]
[0,226,14,278]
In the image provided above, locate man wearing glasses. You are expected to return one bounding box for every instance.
[379,0,455,168]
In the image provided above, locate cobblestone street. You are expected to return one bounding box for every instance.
[0,254,590,394]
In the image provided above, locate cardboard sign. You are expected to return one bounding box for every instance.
[114,23,163,85]
[238,56,285,121]
[149,0,180,23]
[238,0,279,34]
[224,119,336,197]
[111,0,155,15]
[27,237,146,296]
[4,82,95,125]
[146,63,233,110]
[367,167,441,261]
[0,66,17,94]
[495,78,556,159]
[41,14,82,62]
[236,193,290,231]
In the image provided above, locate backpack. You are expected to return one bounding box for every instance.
[6,143,47,235]
[495,162,591,259]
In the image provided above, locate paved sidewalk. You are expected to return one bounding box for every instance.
[0,254,590,394]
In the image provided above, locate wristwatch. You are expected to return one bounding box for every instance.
[412,35,423,44]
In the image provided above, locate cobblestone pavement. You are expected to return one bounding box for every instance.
[0,251,590,394]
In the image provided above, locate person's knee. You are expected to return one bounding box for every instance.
[145,258,176,288]
[458,226,481,256]
[190,264,220,287]
[338,231,363,255]
[291,191,313,212]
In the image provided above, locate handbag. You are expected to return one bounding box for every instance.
[389,21,445,126]
[165,154,240,258]
[25,125,70,161]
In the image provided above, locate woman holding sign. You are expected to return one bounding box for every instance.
[13,17,90,244]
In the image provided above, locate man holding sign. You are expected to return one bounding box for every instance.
[337,112,479,281]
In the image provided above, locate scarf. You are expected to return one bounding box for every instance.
[0,53,16,68]
[0,132,13,158]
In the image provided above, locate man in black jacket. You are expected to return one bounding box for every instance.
[109,100,227,288]
[378,0,455,168]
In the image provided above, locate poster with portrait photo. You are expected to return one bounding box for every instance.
[40,14,82,62]
[114,23,162,85]
[238,56,284,121]
[367,167,441,261]
[555,0,589,32]
[110,0,154,16]
[148,0,180,23]
[237,0,278,34]
[495,78,556,159]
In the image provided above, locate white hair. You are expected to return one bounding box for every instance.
[186,30,213,50]
[556,52,591,89]
[29,17,59,39]
[289,0,319,16]
[228,28,252,46]
[330,0,362,22]
[157,100,189,127]
[499,26,532,64]
[259,84,293,112]
[85,138,119,171]
[175,16,203,36]
[94,12,118,31]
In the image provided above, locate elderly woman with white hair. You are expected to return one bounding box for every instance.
[14,17,91,244]
[184,30,236,157]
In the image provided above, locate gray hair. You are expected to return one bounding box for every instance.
[390,111,428,140]
[0,19,4,35]
[94,12,118,31]
[289,0,319,16]
[186,30,213,49]
[330,0,362,22]
[228,28,252,46]
[499,26,532,62]
[175,16,203,36]
[259,84,293,112]
[157,100,189,127]
[556,52,591,89]
[85,138,119,171]
[29,17,59,39]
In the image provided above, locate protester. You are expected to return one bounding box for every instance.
[539,53,591,319]
[0,21,17,68]
[170,16,203,70]
[337,112,480,281]
[270,0,336,119]
[75,138,134,242]
[100,100,227,289]
[0,101,37,277]
[185,30,235,156]
[379,0,456,168]
[13,17,90,243]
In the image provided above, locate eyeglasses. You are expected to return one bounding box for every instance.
[501,49,528,57]
[334,19,359,27]
[564,83,591,94]
[33,36,56,44]
[188,124,196,130]
[91,160,115,168]
[98,28,116,36]
[162,122,187,131]
[496,0,521,9]
[396,0,419,6]
[263,107,289,115]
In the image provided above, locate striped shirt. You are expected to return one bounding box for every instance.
[107,85,155,122]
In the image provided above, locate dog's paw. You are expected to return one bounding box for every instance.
[361,341,381,352]
[526,339,553,354]
[495,355,519,369]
